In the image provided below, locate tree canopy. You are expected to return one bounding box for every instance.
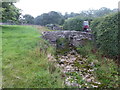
[23,14,34,24]
[64,7,117,19]
[2,2,21,23]
[34,11,63,25]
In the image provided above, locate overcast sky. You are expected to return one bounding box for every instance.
[14,0,119,17]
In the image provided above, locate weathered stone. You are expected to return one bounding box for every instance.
[46,24,63,30]
[42,31,93,47]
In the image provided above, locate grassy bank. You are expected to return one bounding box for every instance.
[0,26,2,88]
[2,25,63,88]
[76,41,119,88]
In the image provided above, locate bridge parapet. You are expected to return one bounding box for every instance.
[42,31,93,47]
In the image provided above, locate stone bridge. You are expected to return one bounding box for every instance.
[42,31,93,47]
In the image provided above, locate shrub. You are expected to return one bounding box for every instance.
[63,17,83,31]
[76,40,93,57]
[76,41,119,88]
[91,12,119,58]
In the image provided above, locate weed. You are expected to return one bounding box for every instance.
[76,40,119,88]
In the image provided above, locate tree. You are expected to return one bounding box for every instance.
[48,11,62,24]
[2,2,21,23]
[64,12,79,19]
[94,7,112,17]
[63,17,83,31]
[63,7,116,20]
[34,15,42,25]
[23,14,34,24]
[34,11,64,25]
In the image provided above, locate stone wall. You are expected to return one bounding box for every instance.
[42,31,93,47]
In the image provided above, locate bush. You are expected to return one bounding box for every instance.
[76,40,93,57]
[63,17,83,31]
[76,41,119,88]
[91,13,119,58]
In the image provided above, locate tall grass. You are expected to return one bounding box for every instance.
[2,25,63,88]
[0,26,2,88]
[76,40,119,88]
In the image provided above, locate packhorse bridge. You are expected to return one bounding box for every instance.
[42,30,101,87]
[42,31,93,47]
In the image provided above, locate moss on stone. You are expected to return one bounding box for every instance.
[56,37,71,55]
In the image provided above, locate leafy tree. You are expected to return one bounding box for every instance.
[63,17,83,31]
[41,13,50,25]
[18,18,27,25]
[2,2,21,23]
[34,11,64,25]
[64,12,80,19]
[64,12,69,19]
[34,15,42,25]
[94,7,113,17]
[23,14,34,24]
[63,7,117,20]
[48,11,62,24]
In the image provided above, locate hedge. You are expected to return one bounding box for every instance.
[91,12,119,58]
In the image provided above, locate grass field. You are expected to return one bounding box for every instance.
[1,25,119,88]
[2,25,63,88]
[0,26,2,88]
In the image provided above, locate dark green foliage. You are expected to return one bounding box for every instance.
[94,7,114,17]
[76,41,119,88]
[64,12,80,19]
[23,14,34,24]
[91,13,119,58]
[64,7,117,19]
[56,37,70,55]
[94,58,119,88]
[34,11,64,26]
[2,2,21,23]
[76,40,93,57]
[63,17,83,31]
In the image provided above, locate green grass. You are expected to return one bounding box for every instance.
[2,25,63,88]
[0,26,2,88]
[76,41,119,88]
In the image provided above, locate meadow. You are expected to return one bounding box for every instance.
[1,25,119,88]
[2,25,63,88]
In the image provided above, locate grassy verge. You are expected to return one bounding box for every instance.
[0,26,2,88]
[76,40,119,88]
[2,25,63,88]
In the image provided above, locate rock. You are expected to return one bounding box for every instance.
[46,24,63,30]
[42,31,92,47]
[47,49,101,88]
[86,78,92,82]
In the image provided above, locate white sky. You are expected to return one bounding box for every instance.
[14,0,119,17]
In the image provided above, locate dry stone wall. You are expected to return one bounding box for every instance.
[42,31,93,47]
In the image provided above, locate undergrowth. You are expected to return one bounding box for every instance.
[76,40,119,88]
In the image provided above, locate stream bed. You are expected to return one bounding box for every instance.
[47,49,101,88]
